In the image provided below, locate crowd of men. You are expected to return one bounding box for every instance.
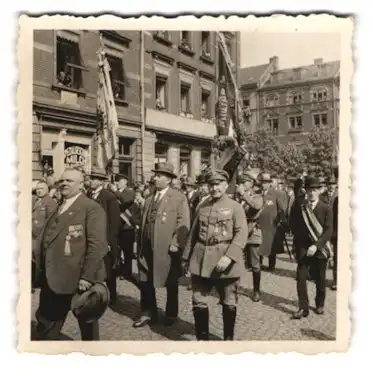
[31,162,339,341]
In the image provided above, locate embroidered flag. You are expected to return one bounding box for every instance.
[93,36,119,171]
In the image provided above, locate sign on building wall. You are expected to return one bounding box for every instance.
[64,145,88,171]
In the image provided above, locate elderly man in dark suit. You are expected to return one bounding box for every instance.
[33,167,108,340]
[134,162,190,328]
[88,168,121,305]
[289,177,333,319]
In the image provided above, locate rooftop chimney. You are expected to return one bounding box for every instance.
[314,58,323,65]
[269,56,279,72]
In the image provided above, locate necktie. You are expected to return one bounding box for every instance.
[58,200,66,215]
[155,192,160,203]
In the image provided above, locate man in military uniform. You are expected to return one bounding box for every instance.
[235,171,264,302]
[182,170,248,341]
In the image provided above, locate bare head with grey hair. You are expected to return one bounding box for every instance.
[59,167,84,199]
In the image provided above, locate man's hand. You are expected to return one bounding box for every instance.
[306,245,317,257]
[78,279,92,292]
[215,256,232,272]
[110,184,118,192]
[169,245,179,254]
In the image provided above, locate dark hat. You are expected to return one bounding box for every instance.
[89,167,108,180]
[304,177,322,189]
[238,171,258,184]
[259,172,272,183]
[319,176,327,185]
[183,177,196,187]
[71,282,109,323]
[152,162,177,179]
[207,169,229,184]
[196,173,208,185]
[115,173,128,181]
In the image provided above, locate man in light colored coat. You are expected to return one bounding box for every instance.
[134,162,190,328]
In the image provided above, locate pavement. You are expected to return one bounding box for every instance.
[31,250,336,341]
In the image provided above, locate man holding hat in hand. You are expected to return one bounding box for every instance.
[134,162,190,328]
[33,167,108,340]
[182,169,248,340]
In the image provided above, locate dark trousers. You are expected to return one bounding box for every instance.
[104,252,117,302]
[296,256,327,310]
[259,254,276,268]
[119,230,135,277]
[35,282,99,341]
[139,281,179,318]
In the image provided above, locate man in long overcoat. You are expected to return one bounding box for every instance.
[88,168,121,305]
[134,162,190,328]
[33,167,108,340]
[258,172,286,270]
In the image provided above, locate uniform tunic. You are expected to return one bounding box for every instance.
[183,194,248,279]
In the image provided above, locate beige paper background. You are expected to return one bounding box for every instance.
[17,14,353,354]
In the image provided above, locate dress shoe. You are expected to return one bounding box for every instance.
[251,291,261,303]
[292,309,309,319]
[164,316,177,326]
[315,307,324,315]
[133,315,157,328]
[330,282,337,291]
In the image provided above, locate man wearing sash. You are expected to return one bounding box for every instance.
[289,177,333,319]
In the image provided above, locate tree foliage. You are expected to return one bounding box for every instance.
[242,125,337,178]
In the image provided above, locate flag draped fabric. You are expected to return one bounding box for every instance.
[93,45,119,171]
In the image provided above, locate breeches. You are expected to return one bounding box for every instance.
[191,275,239,309]
[247,244,261,272]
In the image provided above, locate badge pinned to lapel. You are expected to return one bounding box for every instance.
[64,235,72,256]
[266,200,274,206]
[161,212,167,223]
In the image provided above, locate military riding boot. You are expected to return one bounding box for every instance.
[222,305,237,341]
[252,270,261,302]
[193,307,209,340]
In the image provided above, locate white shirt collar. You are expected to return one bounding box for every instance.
[155,186,169,200]
[308,199,319,209]
[92,186,103,196]
[59,192,81,214]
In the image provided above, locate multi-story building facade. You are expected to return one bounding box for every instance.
[32,30,240,183]
[143,30,240,180]
[240,57,340,145]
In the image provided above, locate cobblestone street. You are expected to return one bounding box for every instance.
[31,251,336,341]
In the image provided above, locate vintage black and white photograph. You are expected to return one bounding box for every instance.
[17,15,352,354]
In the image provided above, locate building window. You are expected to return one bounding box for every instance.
[180,146,191,177]
[154,142,168,165]
[288,92,303,104]
[106,55,126,101]
[313,112,328,127]
[267,118,279,135]
[56,36,84,90]
[312,88,328,101]
[288,115,303,130]
[180,83,191,117]
[265,93,279,107]
[243,99,250,107]
[180,31,192,51]
[118,137,135,185]
[201,31,211,57]
[201,90,211,121]
[155,75,167,111]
